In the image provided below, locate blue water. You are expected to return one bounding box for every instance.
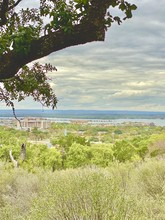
[1,109,165,119]
[1,109,165,126]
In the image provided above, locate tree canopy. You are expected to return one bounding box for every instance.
[0,0,137,109]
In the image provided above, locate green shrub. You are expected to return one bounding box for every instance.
[90,144,114,167]
[113,140,137,162]
[0,160,165,219]
[65,143,91,168]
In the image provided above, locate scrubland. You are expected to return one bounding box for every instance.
[0,124,165,219]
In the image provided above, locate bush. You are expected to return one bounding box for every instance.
[65,143,91,168]
[90,144,114,167]
[0,159,165,219]
[113,140,137,162]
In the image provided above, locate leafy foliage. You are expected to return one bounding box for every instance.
[0,63,57,110]
[2,123,165,170]
[2,123,165,171]
[0,125,152,170]
[66,143,91,168]
[12,26,40,55]
[90,144,114,167]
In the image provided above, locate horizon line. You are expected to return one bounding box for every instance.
[1,109,165,113]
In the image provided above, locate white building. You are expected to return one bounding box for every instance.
[17,117,51,130]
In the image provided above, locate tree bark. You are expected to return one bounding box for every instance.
[20,143,26,161]
[0,23,105,81]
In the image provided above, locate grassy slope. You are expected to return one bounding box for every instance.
[0,159,165,220]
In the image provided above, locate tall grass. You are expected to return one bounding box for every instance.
[0,159,165,219]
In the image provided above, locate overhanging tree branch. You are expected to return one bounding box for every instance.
[0,0,9,26]
[0,0,137,109]
[0,22,105,80]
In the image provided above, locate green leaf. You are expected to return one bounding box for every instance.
[119,3,126,11]
[131,4,137,10]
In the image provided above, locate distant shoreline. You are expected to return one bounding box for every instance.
[1,109,165,126]
[1,117,165,127]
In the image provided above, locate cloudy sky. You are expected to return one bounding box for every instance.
[1,0,165,111]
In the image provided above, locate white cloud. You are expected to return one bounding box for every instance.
[111,90,148,98]
[124,81,154,88]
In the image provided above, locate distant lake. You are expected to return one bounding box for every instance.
[1,109,165,119]
[1,109,165,126]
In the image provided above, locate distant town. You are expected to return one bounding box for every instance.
[0,116,158,130]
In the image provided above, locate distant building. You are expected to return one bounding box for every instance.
[17,117,51,130]
[71,119,89,124]
[149,122,155,127]
[0,118,14,127]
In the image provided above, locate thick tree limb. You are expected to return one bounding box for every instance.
[0,0,9,26]
[0,21,105,80]
[0,0,22,26]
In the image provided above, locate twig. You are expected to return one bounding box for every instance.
[11,103,22,129]
[9,149,18,168]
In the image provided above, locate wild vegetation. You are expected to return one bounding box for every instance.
[0,160,165,219]
[1,123,165,170]
[0,123,165,219]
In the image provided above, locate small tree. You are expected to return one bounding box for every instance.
[45,148,62,171]
[66,142,91,168]
[90,144,114,167]
[113,140,136,162]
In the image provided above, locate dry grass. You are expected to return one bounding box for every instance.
[0,159,165,219]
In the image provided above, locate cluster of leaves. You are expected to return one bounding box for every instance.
[43,0,81,33]
[11,26,40,55]
[0,1,56,110]
[105,1,137,27]
[0,62,57,111]
[0,5,42,55]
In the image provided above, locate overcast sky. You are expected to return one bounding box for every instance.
[1,0,165,111]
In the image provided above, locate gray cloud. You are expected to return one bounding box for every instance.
[2,0,164,111]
